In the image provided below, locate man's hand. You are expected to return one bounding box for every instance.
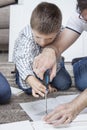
[43,102,78,127]
[44,89,87,127]
[33,48,57,81]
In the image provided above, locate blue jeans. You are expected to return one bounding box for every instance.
[0,72,11,104]
[72,57,87,91]
[16,57,72,94]
[15,70,32,95]
[51,58,72,90]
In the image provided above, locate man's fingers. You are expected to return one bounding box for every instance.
[33,56,39,70]
[44,108,59,121]
[53,116,72,127]
[33,56,42,75]
[52,116,67,127]
[64,117,72,124]
[34,67,47,80]
[44,111,69,127]
[50,64,57,81]
[44,105,67,123]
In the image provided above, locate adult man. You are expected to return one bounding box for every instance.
[33,0,87,126]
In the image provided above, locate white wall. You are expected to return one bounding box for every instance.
[62,31,87,61]
[9,0,87,62]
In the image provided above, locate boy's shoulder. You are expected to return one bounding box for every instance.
[20,25,33,38]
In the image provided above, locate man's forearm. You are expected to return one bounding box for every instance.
[45,28,80,58]
[44,30,64,58]
[45,45,61,57]
[44,42,62,62]
[71,89,87,114]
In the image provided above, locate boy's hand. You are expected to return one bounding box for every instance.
[26,76,46,97]
[32,89,42,97]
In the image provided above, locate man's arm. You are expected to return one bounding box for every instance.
[50,28,80,56]
[33,28,80,80]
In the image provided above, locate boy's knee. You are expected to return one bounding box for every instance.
[52,67,72,90]
[58,79,71,90]
[52,77,72,90]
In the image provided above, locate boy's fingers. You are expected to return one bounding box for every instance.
[32,89,39,98]
[32,87,45,97]
[38,91,45,97]
[37,83,46,92]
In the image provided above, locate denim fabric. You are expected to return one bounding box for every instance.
[15,71,32,94]
[16,57,72,94]
[72,57,87,91]
[51,58,72,90]
[0,72,11,104]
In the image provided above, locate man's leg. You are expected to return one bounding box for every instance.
[72,57,87,91]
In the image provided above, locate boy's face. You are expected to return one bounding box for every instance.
[32,29,58,47]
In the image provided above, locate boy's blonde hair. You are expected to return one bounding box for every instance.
[30,2,62,34]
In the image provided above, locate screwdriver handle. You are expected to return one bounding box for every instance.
[44,69,50,90]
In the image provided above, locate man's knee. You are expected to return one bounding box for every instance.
[75,78,87,91]
[72,57,87,91]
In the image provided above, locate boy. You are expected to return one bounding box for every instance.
[13,2,71,97]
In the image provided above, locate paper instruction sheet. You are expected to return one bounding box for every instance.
[20,94,87,121]
[11,86,24,96]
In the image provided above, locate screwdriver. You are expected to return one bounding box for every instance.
[44,69,50,114]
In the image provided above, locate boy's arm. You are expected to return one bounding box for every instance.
[13,27,46,96]
[33,28,80,80]
[13,30,37,90]
[13,36,34,79]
